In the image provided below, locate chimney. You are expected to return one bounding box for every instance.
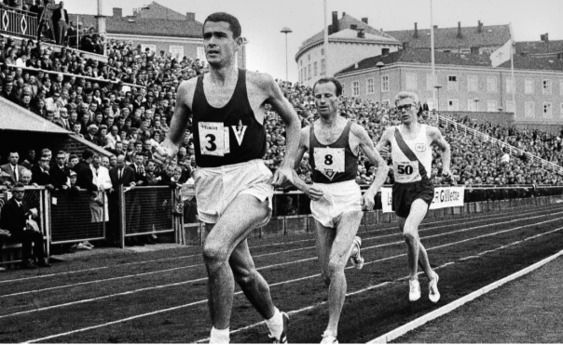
[185,12,195,21]
[457,21,462,38]
[403,41,409,50]
[113,8,122,17]
[540,33,549,42]
[413,22,419,38]
[331,11,339,34]
[477,20,483,33]
[350,24,357,30]
[357,28,365,38]
[361,17,368,24]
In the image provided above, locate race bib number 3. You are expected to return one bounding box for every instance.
[314,147,345,180]
[199,122,228,156]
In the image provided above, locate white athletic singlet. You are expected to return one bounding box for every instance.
[390,124,432,183]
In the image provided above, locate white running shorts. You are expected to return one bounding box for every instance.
[310,179,362,228]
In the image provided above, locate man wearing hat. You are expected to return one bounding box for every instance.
[0,183,51,269]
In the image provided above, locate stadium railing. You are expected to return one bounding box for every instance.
[437,115,563,176]
[0,6,38,39]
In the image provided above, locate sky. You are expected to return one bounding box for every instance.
[65,0,563,83]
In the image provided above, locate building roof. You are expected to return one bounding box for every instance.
[298,13,400,51]
[71,1,203,38]
[0,97,71,134]
[336,48,563,75]
[385,23,511,49]
[515,40,563,56]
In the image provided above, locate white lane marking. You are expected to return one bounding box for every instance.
[4,209,560,298]
[22,225,563,343]
[368,246,563,343]
[2,203,553,285]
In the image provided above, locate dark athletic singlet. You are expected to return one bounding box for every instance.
[192,69,266,168]
[309,120,358,184]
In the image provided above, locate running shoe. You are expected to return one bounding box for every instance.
[409,279,421,302]
[429,272,440,303]
[269,312,289,343]
[320,331,339,344]
[350,236,365,270]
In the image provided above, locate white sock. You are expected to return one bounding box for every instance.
[265,307,283,338]
[209,327,230,344]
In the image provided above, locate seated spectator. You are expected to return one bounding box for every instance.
[0,183,51,269]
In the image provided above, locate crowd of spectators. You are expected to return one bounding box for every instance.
[0,32,562,190]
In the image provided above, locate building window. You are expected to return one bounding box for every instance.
[487,100,498,112]
[169,45,184,60]
[467,75,478,92]
[321,48,324,56]
[447,75,458,91]
[525,79,534,94]
[314,62,318,77]
[321,59,326,75]
[542,80,552,95]
[525,101,535,118]
[447,99,459,111]
[382,48,390,55]
[543,102,553,118]
[352,81,360,97]
[486,77,497,93]
[142,44,156,53]
[506,77,514,94]
[382,75,390,92]
[561,103,563,116]
[406,72,417,91]
[366,78,375,94]
[560,80,563,96]
[307,65,311,80]
[468,99,478,111]
[308,54,311,61]
[506,100,515,113]
[426,73,434,91]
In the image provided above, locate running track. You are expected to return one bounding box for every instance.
[0,200,562,343]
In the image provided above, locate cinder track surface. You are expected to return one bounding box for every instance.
[0,202,561,343]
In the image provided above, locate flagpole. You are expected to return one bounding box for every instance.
[430,0,437,110]
[509,23,516,117]
[323,0,329,76]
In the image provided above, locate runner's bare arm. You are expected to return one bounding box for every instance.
[375,127,393,159]
[156,81,193,161]
[353,124,389,210]
[255,73,301,186]
[290,127,323,200]
[429,126,451,176]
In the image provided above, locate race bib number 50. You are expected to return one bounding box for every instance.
[198,122,230,156]
[314,147,345,180]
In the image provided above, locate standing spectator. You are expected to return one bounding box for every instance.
[1,151,25,185]
[51,1,69,45]
[0,183,51,269]
[107,154,135,245]
[72,149,97,192]
[51,150,69,190]
[30,155,54,189]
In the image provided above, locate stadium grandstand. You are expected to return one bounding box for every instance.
[0,1,562,343]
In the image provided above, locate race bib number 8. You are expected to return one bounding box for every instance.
[199,122,229,156]
[314,147,345,180]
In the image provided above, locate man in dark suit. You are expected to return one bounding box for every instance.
[1,151,26,186]
[73,149,98,192]
[51,1,69,45]
[51,150,70,190]
[31,156,55,189]
[0,183,51,269]
[107,154,135,246]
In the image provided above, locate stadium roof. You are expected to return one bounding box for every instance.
[0,97,71,134]
[385,23,511,49]
[336,49,563,75]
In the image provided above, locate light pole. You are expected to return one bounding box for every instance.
[376,61,384,105]
[434,85,442,111]
[280,26,293,81]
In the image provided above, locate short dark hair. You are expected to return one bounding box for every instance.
[313,77,343,97]
[204,12,242,38]
[82,149,94,160]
